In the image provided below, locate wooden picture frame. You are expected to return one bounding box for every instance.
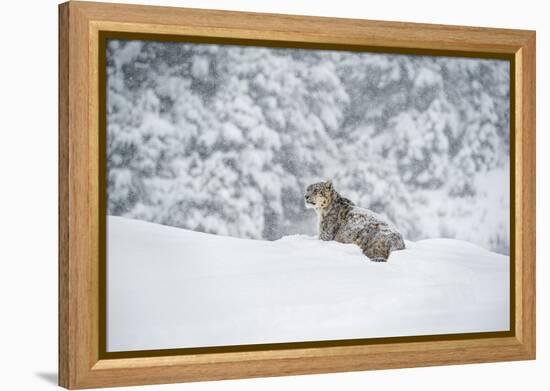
[59,1,536,388]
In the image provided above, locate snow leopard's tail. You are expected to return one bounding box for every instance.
[389,232,406,251]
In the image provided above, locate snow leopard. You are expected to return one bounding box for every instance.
[304,180,405,262]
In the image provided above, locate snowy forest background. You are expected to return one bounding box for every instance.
[106,39,510,255]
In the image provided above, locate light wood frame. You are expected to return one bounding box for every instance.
[59,1,536,389]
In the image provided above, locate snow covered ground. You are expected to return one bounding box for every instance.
[107,216,510,352]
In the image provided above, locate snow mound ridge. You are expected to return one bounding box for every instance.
[107,216,509,352]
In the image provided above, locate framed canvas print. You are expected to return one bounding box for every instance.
[58,1,536,389]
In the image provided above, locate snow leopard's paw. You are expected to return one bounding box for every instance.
[370,257,387,263]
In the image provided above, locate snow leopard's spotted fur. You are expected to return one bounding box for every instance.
[304,180,405,262]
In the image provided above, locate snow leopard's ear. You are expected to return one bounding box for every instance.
[325,180,333,190]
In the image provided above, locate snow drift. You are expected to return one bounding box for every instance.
[107,216,509,352]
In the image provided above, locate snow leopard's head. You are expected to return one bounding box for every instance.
[304,180,335,210]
